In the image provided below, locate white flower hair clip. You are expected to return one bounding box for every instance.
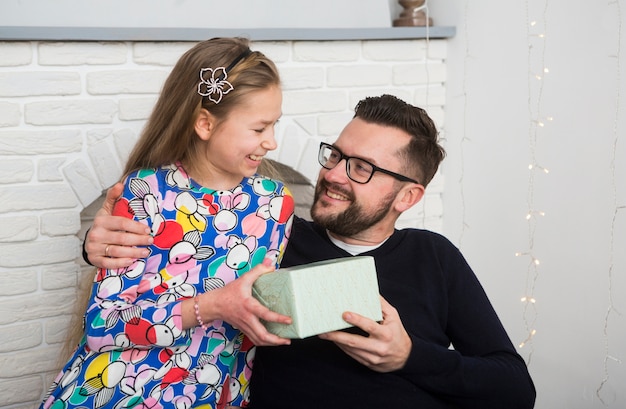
[197,67,233,104]
[197,48,252,104]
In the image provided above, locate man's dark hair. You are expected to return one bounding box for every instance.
[354,94,445,186]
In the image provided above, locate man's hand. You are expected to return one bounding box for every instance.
[318,296,411,372]
[85,183,153,269]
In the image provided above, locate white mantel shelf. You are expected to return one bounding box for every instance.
[0,26,456,41]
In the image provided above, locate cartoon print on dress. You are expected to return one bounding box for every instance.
[132,344,194,399]
[72,352,127,408]
[206,237,279,280]
[256,188,295,224]
[225,236,279,277]
[43,352,90,409]
[43,166,293,409]
[87,283,183,351]
[150,267,199,305]
[114,174,186,254]
[183,353,223,399]
[163,163,192,190]
[169,230,215,266]
[114,315,182,348]
[203,276,226,292]
[93,260,143,300]
[213,185,251,232]
[95,298,142,331]
[175,190,212,233]
[214,374,242,409]
[127,178,167,238]
[248,175,278,197]
[140,229,215,306]
[225,235,257,270]
[133,253,200,306]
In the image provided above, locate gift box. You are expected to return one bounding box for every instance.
[252,256,382,338]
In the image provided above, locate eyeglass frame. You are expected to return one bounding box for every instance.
[317,142,420,185]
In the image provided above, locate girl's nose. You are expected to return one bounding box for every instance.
[261,130,277,151]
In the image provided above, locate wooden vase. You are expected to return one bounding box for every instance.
[393,0,433,27]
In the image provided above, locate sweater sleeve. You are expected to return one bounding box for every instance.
[395,241,536,409]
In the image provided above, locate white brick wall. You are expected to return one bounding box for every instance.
[0,38,447,408]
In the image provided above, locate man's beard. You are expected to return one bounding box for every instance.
[310,180,397,237]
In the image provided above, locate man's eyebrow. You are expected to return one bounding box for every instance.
[334,145,380,165]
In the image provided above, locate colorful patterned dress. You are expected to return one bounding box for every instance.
[42,163,294,409]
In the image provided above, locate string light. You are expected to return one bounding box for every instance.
[518,329,537,349]
[415,0,432,230]
[596,0,623,404]
[525,210,545,220]
[518,0,550,366]
[528,163,550,173]
[533,115,553,127]
[457,0,472,247]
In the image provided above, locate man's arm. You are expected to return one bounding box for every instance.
[319,266,536,409]
[83,183,153,269]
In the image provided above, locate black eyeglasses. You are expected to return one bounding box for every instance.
[317,142,420,185]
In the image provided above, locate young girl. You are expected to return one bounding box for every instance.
[42,37,294,409]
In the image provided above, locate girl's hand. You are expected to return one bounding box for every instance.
[189,260,292,346]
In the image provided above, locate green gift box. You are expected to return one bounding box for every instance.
[252,256,382,338]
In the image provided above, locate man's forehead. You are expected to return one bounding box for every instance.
[333,129,404,164]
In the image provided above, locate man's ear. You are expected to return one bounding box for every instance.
[394,183,425,213]
[195,108,215,141]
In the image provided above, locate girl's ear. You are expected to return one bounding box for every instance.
[195,108,216,141]
[394,183,425,213]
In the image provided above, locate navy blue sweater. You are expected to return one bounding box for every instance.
[249,217,536,409]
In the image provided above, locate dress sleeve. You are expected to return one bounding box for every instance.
[83,172,189,352]
[229,184,294,407]
[396,245,536,409]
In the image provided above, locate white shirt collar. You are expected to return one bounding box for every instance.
[326,230,389,255]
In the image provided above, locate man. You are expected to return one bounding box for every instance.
[85,95,536,408]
